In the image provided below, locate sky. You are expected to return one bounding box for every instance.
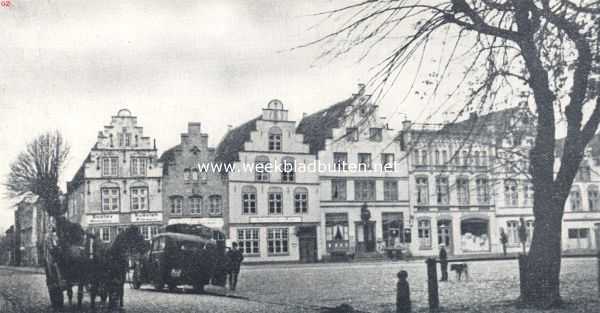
[0,0,569,233]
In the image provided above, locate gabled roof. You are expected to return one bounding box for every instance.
[66,152,93,193]
[214,116,261,166]
[296,97,355,154]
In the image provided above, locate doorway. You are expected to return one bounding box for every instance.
[437,220,452,253]
[297,226,318,263]
[355,221,376,253]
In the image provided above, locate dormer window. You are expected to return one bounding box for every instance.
[369,128,382,142]
[268,127,282,151]
[346,128,358,141]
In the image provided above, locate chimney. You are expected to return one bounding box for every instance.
[188,122,202,136]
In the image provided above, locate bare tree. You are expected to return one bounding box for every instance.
[306,0,600,307]
[4,131,70,217]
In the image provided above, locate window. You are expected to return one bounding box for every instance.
[355,180,376,201]
[456,178,469,205]
[102,157,119,177]
[268,189,283,214]
[418,219,431,249]
[209,195,223,216]
[476,177,490,204]
[130,187,148,211]
[384,180,398,201]
[504,179,518,206]
[369,128,382,141]
[381,153,395,171]
[481,151,488,166]
[170,196,183,214]
[474,151,480,166]
[421,149,428,165]
[190,196,203,214]
[416,177,429,205]
[131,157,147,176]
[333,152,348,171]
[191,168,199,181]
[435,176,449,204]
[267,228,289,255]
[434,150,440,165]
[568,228,589,239]
[268,127,282,151]
[325,213,350,251]
[242,186,257,214]
[358,153,372,170]
[524,183,534,206]
[183,168,191,182]
[125,132,131,146]
[382,213,404,247]
[98,227,111,242]
[526,220,534,244]
[346,127,358,141]
[101,187,120,212]
[570,186,582,211]
[589,185,600,211]
[200,170,208,184]
[413,150,420,165]
[237,229,259,255]
[331,179,347,201]
[462,150,469,165]
[294,188,308,213]
[255,156,270,182]
[281,157,295,182]
[441,150,448,165]
[506,221,519,245]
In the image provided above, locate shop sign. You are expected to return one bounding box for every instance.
[131,212,163,223]
[86,214,119,225]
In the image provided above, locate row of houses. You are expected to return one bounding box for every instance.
[56,85,600,263]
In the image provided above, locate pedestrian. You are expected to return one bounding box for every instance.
[518,217,528,255]
[439,245,448,282]
[226,242,244,291]
[499,228,508,256]
[396,270,411,313]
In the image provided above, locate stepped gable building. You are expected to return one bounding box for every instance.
[297,85,410,260]
[215,99,321,263]
[158,122,228,239]
[399,106,535,256]
[66,109,164,242]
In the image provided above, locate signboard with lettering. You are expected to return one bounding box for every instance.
[131,212,163,223]
[167,217,224,229]
[86,214,119,225]
[249,216,302,224]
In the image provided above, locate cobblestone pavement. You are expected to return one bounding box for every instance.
[1,258,599,313]
[0,267,317,313]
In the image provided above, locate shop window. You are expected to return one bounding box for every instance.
[382,213,404,248]
[461,218,489,252]
[237,229,259,255]
[267,228,289,255]
[325,213,349,252]
[331,179,347,201]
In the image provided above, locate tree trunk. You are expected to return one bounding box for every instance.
[521,195,565,307]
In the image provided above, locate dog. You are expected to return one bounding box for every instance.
[450,263,469,281]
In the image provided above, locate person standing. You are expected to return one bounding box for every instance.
[500,228,508,256]
[439,245,448,282]
[227,242,244,291]
[396,270,411,313]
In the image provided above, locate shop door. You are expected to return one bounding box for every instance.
[298,226,318,263]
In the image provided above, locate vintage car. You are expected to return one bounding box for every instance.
[132,232,217,293]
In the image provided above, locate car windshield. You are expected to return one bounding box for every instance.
[178,240,204,251]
